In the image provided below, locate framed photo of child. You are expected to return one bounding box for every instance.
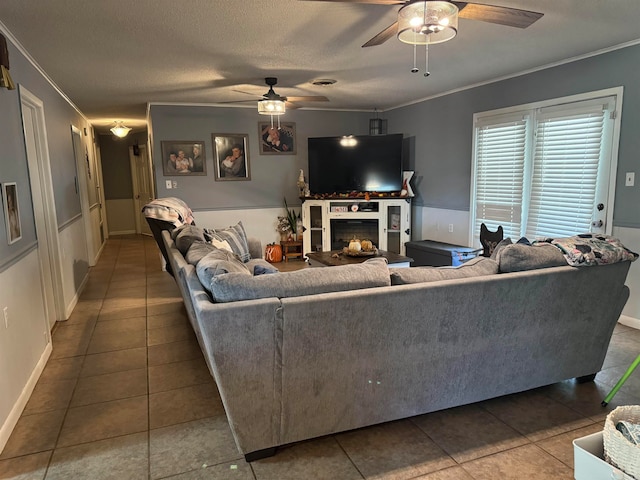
[2,182,22,245]
[212,134,251,181]
[259,122,296,154]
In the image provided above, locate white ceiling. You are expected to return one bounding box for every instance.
[1,0,639,133]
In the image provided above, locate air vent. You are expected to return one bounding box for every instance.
[311,79,337,86]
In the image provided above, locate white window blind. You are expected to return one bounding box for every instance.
[474,115,527,239]
[525,101,610,238]
[471,93,617,243]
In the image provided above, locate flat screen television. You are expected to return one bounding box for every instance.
[308,134,403,194]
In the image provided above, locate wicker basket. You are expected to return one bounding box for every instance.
[603,405,640,479]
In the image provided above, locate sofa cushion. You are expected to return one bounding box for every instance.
[206,222,251,262]
[496,242,567,272]
[173,225,206,255]
[196,249,251,288]
[389,256,498,285]
[209,257,390,303]
[490,237,513,260]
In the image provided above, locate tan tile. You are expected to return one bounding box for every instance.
[87,328,146,354]
[92,316,146,336]
[161,460,255,479]
[50,327,92,359]
[148,323,195,346]
[46,432,148,480]
[337,419,456,480]
[63,310,99,325]
[480,390,593,442]
[251,436,362,480]
[0,451,51,480]
[70,368,148,407]
[460,444,573,480]
[413,466,475,480]
[38,356,84,383]
[0,410,65,459]
[81,347,147,377]
[147,310,189,329]
[101,296,146,311]
[536,422,603,469]
[149,382,224,429]
[149,416,241,479]
[104,284,146,300]
[23,378,76,415]
[58,396,148,448]
[147,301,187,317]
[148,338,203,366]
[412,404,529,463]
[97,305,147,322]
[148,358,211,393]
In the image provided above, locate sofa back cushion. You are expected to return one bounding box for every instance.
[496,243,566,272]
[209,257,390,303]
[389,256,498,285]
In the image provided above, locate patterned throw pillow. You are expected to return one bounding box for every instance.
[206,221,251,262]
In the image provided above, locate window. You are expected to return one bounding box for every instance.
[470,88,621,245]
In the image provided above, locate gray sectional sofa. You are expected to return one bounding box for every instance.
[162,228,634,462]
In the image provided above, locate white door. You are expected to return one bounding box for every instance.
[130,144,154,235]
[71,126,94,264]
[20,88,64,329]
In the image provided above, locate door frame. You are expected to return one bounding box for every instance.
[71,125,96,265]
[19,86,65,327]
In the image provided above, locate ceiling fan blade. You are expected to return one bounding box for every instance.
[286,96,329,102]
[231,88,260,96]
[452,2,543,29]
[285,101,301,110]
[362,21,398,47]
[299,0,404,4]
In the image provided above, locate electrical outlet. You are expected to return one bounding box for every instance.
[3,307,8,328]
[172,180,178,189]
[448,224,454,233]
[165,180,172,189]
[625,172,635,187]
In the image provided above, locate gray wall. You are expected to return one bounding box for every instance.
[387,43,640,228]
[0,34,89,266]
[149,105,372,209]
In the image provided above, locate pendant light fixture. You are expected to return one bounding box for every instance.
[110,121,132,138]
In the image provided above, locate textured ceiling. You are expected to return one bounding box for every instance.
[1,0,639,133]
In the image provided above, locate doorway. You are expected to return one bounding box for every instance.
[129,144,154,235]
[20,87,64,329]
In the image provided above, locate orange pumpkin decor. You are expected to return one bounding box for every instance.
[265,243,283,263]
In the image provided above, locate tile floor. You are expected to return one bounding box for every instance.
[1,234,639,479]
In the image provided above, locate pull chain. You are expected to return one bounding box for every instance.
[424,43,430,77]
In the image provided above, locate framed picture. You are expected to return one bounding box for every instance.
[259,122,296,154]
[160,141,206,176]
[213,134,251,181]
[2,182,22,245]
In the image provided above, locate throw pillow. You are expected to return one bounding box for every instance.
[196,249,251,289]
[490,237,513,261]
[389,256,498,285]
[496,243,567,272]
[209,257,390,303]
[208,222,251,262]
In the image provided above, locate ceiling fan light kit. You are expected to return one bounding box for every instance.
[257,99,286,115]
[397,1,458,45]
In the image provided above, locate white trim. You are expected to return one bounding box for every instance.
[109,230,137,236]
[64,272,89,319]
[0,342,52,453]
[619,315,640,331]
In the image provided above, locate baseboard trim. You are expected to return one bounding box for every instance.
[0,341,52,454]
[619,315,640,330]
[63,269,90,319]
[109,230,136,236]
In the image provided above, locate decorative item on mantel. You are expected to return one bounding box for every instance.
[297,169,310,197]
[401,171,415,197]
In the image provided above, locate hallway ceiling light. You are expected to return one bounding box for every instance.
[110,121,131,138]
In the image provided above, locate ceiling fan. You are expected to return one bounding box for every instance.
[300,0,543,47]
[232,77,329,111]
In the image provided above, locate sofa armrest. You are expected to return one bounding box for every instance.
[248,237,263,259]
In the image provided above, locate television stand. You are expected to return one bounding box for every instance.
[301,198,411,256]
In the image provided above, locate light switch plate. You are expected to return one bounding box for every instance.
[626,172,635,187]
[165,180,172,189]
